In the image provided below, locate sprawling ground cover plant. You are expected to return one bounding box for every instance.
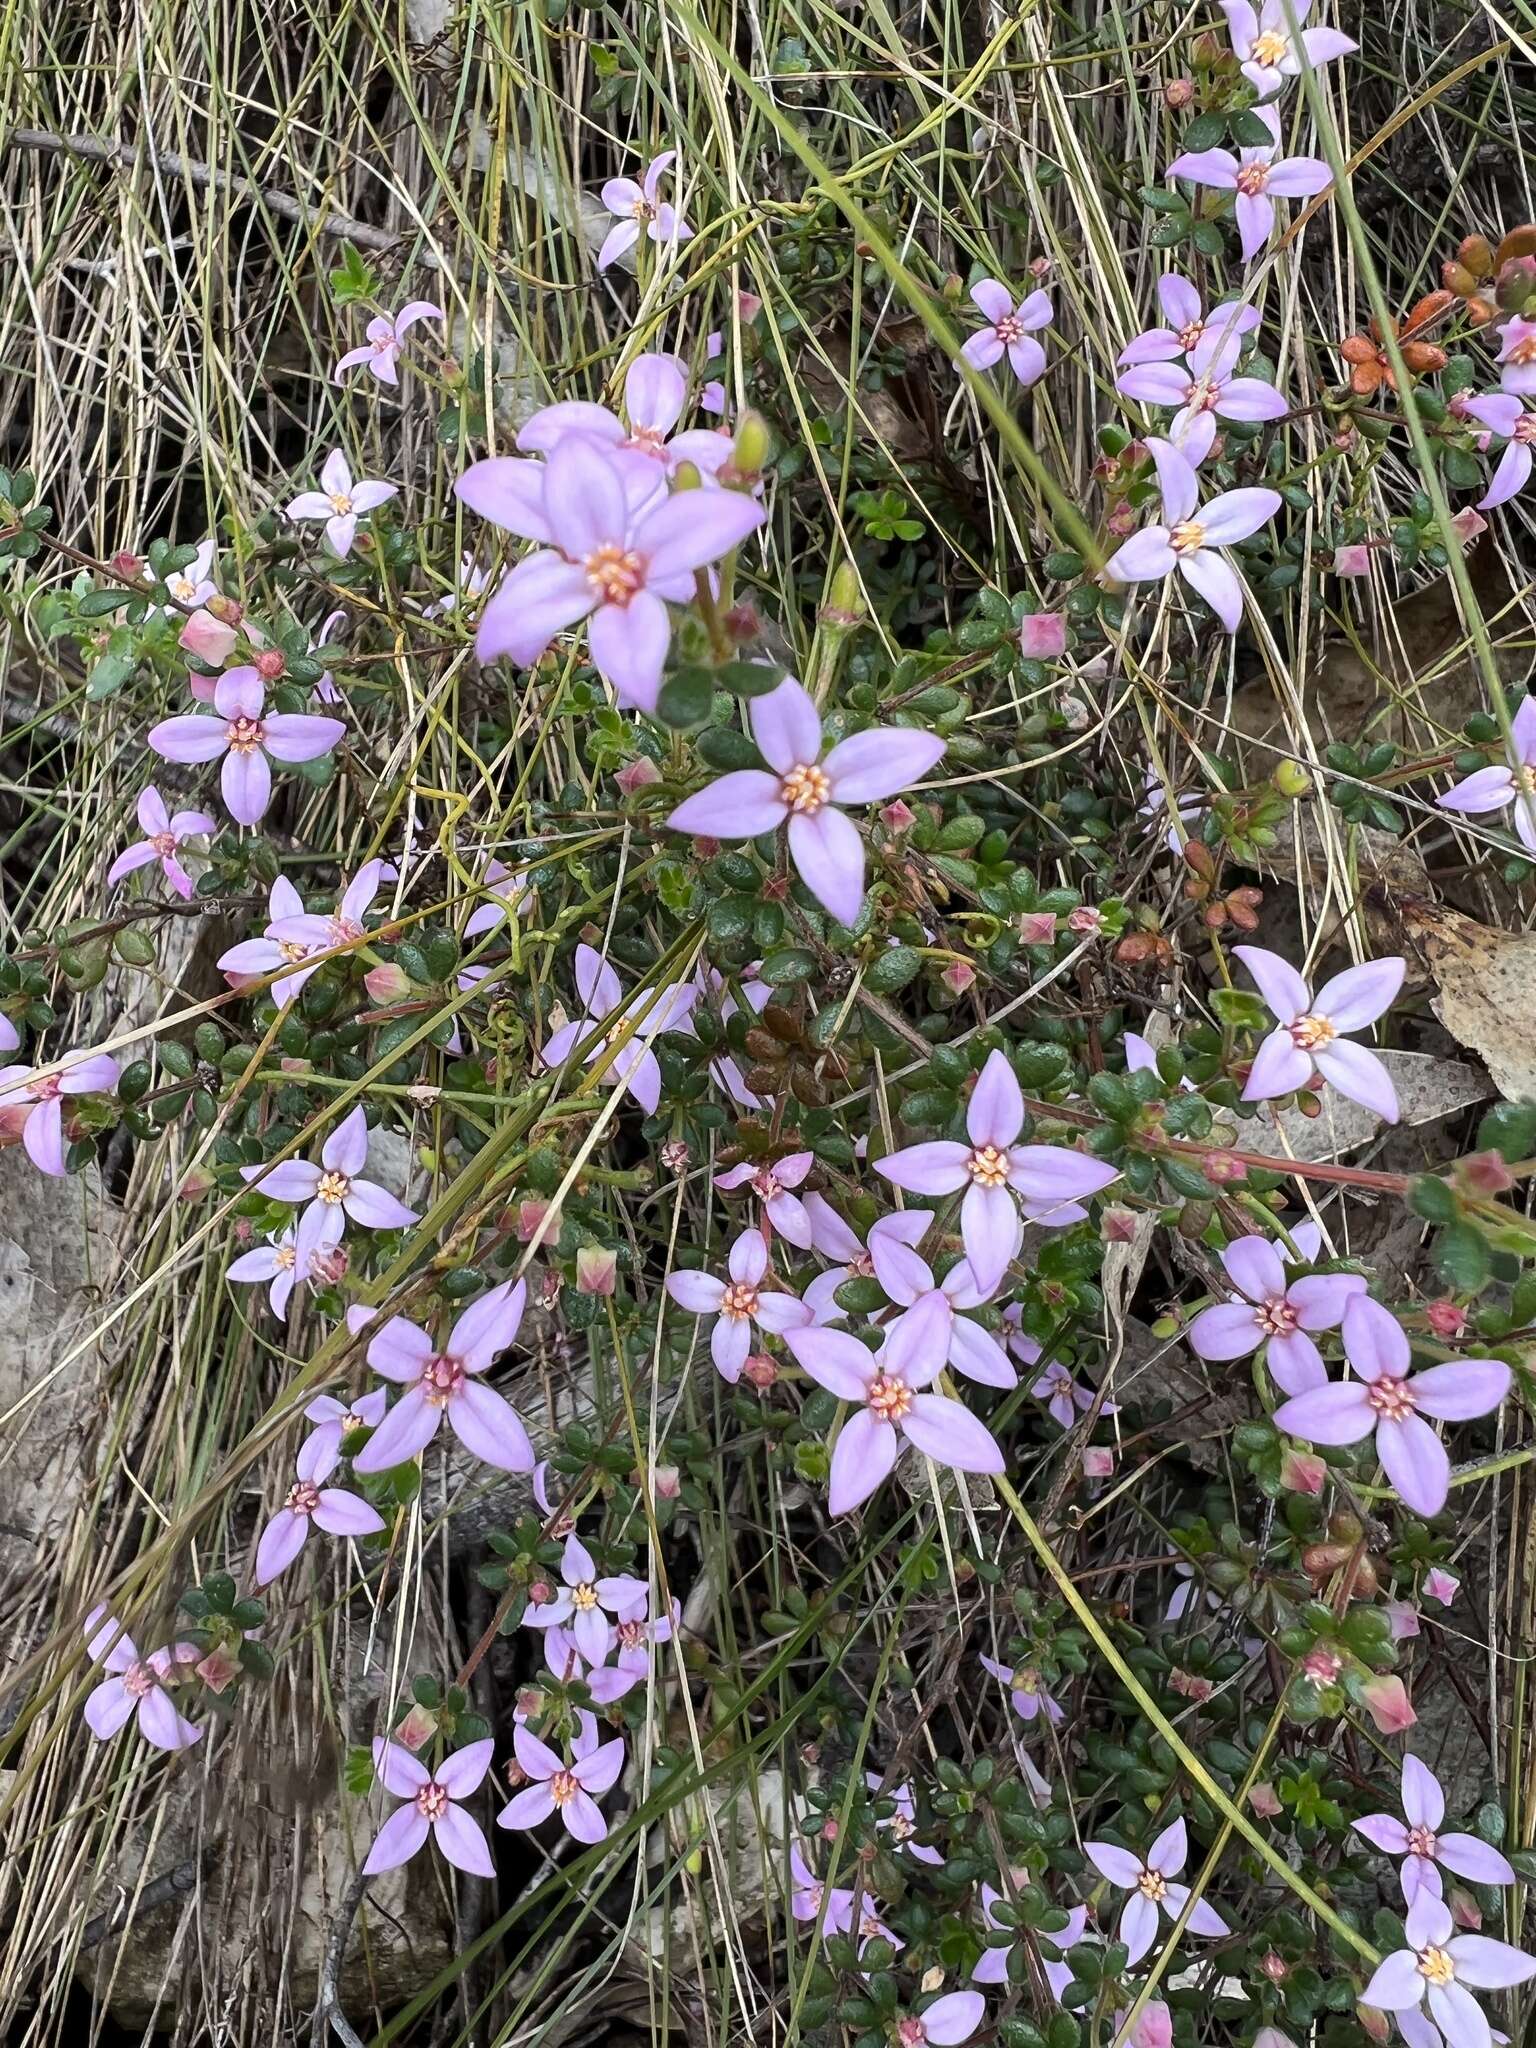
[4,3,1536,2045]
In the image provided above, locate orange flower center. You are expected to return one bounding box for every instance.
[327,491,354,516]
[571,1582,600,1611]
[1236,163,1270,196]
[967,1143,1011,1188]
[1255,1297,1299,1337]
[226,714,266,753]
[584,544,645,606]
[721,1281,760,1320]
[550,1768,579,1806]
[1288,1012,1337,1051]
[316,1169,351,1205]
[1170,519,1207,554]
[1509,335,1536,366]
[150,830,179,857]
[1251,28,1289,63]
[123,1661,159,1700]
[1416,1945,1455,1987]
[866,1373,913,1423]
[779,763,832,815]
[1137,1868,1168,1901]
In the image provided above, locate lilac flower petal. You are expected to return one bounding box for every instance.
[1118,1890,1160,1968]
[1410,1358,1511,1421]
[1353,1812,1412,1855]
[1287,1272,1367,1329]
[261,713,345,763]
[1437,1834,1516,1886]
[343,1180,420,1229]
[918,1992,984,2047]
[960,1180,1018,1295]
[368,1315,435,1382]
[1177,546,1246,633]
[1265,154,1333,198]
[84,1677,136,1739]
[1378,1412,1451,1517]
[1223,1234,1287,1305]
[1267,1328,1328,1394]
[1148,1817,1186,1875]
[828,1407,898,1514]
[562,1788,609,1844]
[1118,362,1192,406]
[450,1381,535,1470]
[1218,377,1288,422]
[575,1735,626,1797]
[450,1278,527,1373]
[352,1388,441,1471]
[903,1394,1004,1474]
[961,329,1005,370]
[947,1315,1018,1388]
[1188,1301,1261,1361]
[969,278,1015,324]
[1233,944,1308,1022]
[1439,764,1519,815]
[669,771,788,839]
[433,1805,495,1876]
[1158,274,1202,328]
[1363,1949,1428,2011]
[728,1230,768,1287]
[1272,1381,1375,1444]
[788,807,866,927]
[786,1325,876,1402]
[1444,1935,1536,1989]
[967,1047,1023,1148]
[821,726,946,804]
[254,1510,310,1585]
[475,553,594,666]
[711,1316,751,1382]
[1482,440,1533,510]
[363,1805,431,1873]
[136,1689,200,1751]
[1007,336,1047,385]
[1243,1028,1313,1101]
[242,1157,323,1203]
[1147,436,1201,524]
[23,1098,65,1175]
[1199,487,1283,546]
[221,747,272,827]
[879,1290,952,1390]
[498,1782,558,1830]
[639,489,765,581]
[312,1490,386,1538]
[667,1270,727,1314]
[148,714,229,764]
[875,1141,971,1196]
[590,590,671,712]
[1400,1752,1446,1830]
[1105,528,1177,582]
[1313,957,1405,1032]
[754,1290,814,1335]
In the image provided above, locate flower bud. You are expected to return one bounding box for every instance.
[1280,1448,1327,1494]
[1164,74,1196,108]
[179,608,238,666]
[1355,2007,1391,2045]
[395,1703,439,1750]
[1271,758,1313,798]
[1259,1951,1289,1983]
[1126,2001,1173,2048]
[1424,1297,1467,1338]
[1018,611,1066,659]
[820,560,866,630]
[1302,1643,1344,1683]
[194,1646,243,1693]
[941,961,976,997]
[661,1139,690,1173]
[1201,1151,1249,1186]
[1102,1206,1139,1242]
[1457,233,1494,279]
[615,756,662,796]
[650,1463,682,1499]
[1067,906,1102,934]
[1457,1148,1515,1195]
[1082,1445,1115,1478]
[576,1245,618,1296]
[1424,1565,1460,1605]
[1449,1886,1482,1930]
[730,409,772,477]
[310,1243,349,1286]
[880,798,916,832]
[1441,260,1478,297]
[743,1352,777,1389]
[1496,255,1536,310]
[517,1198,560,1246]
[179,1165,216,1201]
[110,549,145,581]
[255,647,287,681]
[1018,911,1058,945]
[1385,1599,1420,1641]
[1249,1781,1283,1818]
[364,963,412,1003]
[1359,1672,1417,1733]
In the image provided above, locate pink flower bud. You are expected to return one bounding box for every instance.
[1457,1149,1515,1195]
[1101,1206,1139,1243]
[742,1352,777,1389]
[395,1703,439,1751]
[1126,2002,1172,2048]
[576,1245,618,1295]
[1249,1781,1283,1819]
[1067,907,1102,934]
[1106,502,1137,539]
[1163,75,1196,108]
[194,1646,243,1693]
[1424,1566,1460,1606]
[1260,1951,1289,1982]
[1018,612,1067,660]
[941,961,976,996]
[517,1199,560,1246]
[309,1243,349,1286]
[1170,1667,1213,1702]
[661,1139,690,1172]
[615,756,663,796]
[1424,1297,1467,1338]
[515,1687,545,1722]
[1333,544,1372,576]
[690,835,722,860]
[1385,1599,1421,1641]
[179,1165,216,1201]
[527,1580,554,1607]
[109,549,145,581]
[1452,507,1488,543]
[1256,2032,1301,2048]
[1018,911,1057,945]
[179,608,237,666]
[880,798,916,832]
[540,1267,564,1306]
[1028,256,1053,282]
[650,1463,682,1499]
[1356,2007,1391,2045]
[364,963,412,1003]
[1202,1151,1249,1185]
[1449,1886,1482,1930]
[737,291,763,323]
[1302,1644,1343,1684]
[1082,1445,1115,1479]
[1360,1673,1417,1733]
[254,648,287,681]
[1280,1448,1327,1494]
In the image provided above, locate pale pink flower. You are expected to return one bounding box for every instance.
[597,150,692,272]
[714,1150,816,1247]
[1117,325,1285,465]
[960,279,1053,387]
[1019,613,1067,659]
[454,434,763,711]
[240,1103,419,1248]
[1084,1818,1230,1967]
[1363,1891,1534,2045]
[980,1651,1063,1725]
[82,1606,200,1751]
[498,1713,626,1843]
[874,1047,1119,1293]
[286,449,398,558]
[352,1278,535,1474]
[0,1048,119,1176]
[254,1467,384,1584]
[1273,1294,1511,1518]
[1234,943,1404,1121]
[540,943,698,1117]
[218,876,326,1005]
[517,352,732,480]
[1103,438,1281,633]
[521,1533,649,1663]
[1220,0,1356,98]
[800,1196,932,1321]
[897,1991,986,2046]
[1188,1225,1365,1393]
[179,605,238,666]
[1118,275,1261,368]
[463,857,531,942]
[260,859,391,977]
[106,786,216,900]
[333,300,443,385]
[790,1842,855,1929]
[1167,104,1332,264]
[866,1773,945,1866]
[309,607,349,703]
[1353,1754,1516,1905]
[147,668,344,827]
[162,538,217,612]
[227,1225,306,1316]
[1425,1567,1460,1606]
[666,1228,814,1381]
[424,554,500,622]
[364,1738,496,1876]
[669,675,946,928]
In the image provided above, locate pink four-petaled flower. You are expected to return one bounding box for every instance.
[784,1292,1005,1515]
[980,1651,1064,1726]
[240,1103,419,1248]
[1494,315,1536,394]
[597,150,692,272]
[0,1048,119,1177]
[1273,1294,1510,1517]
[1353,1753,1517,1905]
[286,449,398,559]
[253,1465,385,1585]
[521,1533,650,1665]
[540,942,698,1118]
[1116,326,1285,466]
[353,1278,536,1475]
[363,1738,496,1876]
[1085,1818,1230,1967]
[668,675,946,929]
[498,1713,626,1843]
[1462,393,1536,510]
[960,279,1053,387]
[713,1149,816,1248]
[333,300,443,385]
[1103,438,1281,634]
[1437,694,1536,848]
[1167,104,1333,265]
[518,351,732,481]
[82,1606,201,1751]
[1187,1227,1365,1393]
[148,669,345,828]
[107,786,216,900]
[455,433,763,711]
[1220,0,1356,99]
[1363,1890,1534,2046]
[1234,942,1405,1122]
[874,1047,1119,1294]
[665,1228,814,1381]
[1119,275,1261,368]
